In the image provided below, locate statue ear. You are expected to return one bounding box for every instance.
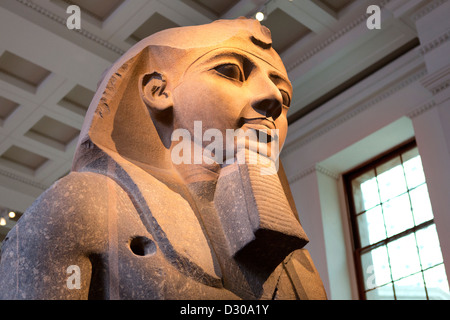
[140,71,173,148]
[140,72,173,112]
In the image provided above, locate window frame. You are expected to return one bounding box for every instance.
[343,139,439,299]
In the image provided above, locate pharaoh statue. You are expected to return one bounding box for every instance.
[0,18,327,300]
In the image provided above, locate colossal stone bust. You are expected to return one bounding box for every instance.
[0,18,326,300]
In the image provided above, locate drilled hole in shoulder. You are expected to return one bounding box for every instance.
[129,236,156,257]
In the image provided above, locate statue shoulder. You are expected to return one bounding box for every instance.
[0,171,128,299]
[9,171,124,253]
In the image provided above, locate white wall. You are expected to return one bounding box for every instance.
[281,0,450,299]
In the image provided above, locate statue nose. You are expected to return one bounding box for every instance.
[249,73,284,120]
[251,95,283,120]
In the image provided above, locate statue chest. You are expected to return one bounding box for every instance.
[87,195,232,299]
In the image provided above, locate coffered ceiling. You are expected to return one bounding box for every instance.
[0,0,433,242]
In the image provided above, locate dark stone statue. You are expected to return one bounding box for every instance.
[0,18,327,300]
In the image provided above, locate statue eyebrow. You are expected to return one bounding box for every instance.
[181,50,243,79]
[186,48,292,91]
[269,73,292,94]
[194,51,244,68]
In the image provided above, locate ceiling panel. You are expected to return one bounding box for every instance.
[0,145,49,171]
[0,96,19,121]
[60,0,125,21]
[58,84,95,116]
[318,0,355,13]
[262,8,311,53]
[27,115,80,146]
[190,0,240,17]
[127,12,180,44]
[0,51,51,88]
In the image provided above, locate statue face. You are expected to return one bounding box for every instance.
[171,47,292,161]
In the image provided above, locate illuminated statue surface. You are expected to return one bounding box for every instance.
[0,18,327,300]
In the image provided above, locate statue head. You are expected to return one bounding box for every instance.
[72,18,292,175]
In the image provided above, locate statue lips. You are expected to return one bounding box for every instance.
[242,118,276,130]
[240,118,278,141]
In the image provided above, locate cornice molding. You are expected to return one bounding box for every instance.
[0,168,48,191]
[15,0,125,55]
[287,164,339,184]
[286,0,391,72]
[411,0,448,21]
[432,79,450,94]
[283,67,427,156]
[316,164,340,180]
[286,0,445,72]
[407,100,436,118]
[419,28,450,56]
[288,165,316,184]
[420,63,450,94]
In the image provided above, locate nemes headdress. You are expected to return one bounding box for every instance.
[72,18,289,171]
[70,18,308,280]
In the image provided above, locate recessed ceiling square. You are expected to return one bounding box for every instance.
[262,9,311,53]
[0,51,51,88]
[0,145,48,171]
[128,12,179,43]
[0,96,19,121]
[184,0,239,17]
[319,0,355,13]
[64,0,124,21]
[58,84,95,115]
[28,116,80,145]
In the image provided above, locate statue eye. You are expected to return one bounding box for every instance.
[214,64,243,82]
[280,90,291,107]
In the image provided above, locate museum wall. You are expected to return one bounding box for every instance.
[280,0,450,299]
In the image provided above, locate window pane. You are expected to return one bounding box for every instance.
[382,193,414,237]
[361,245,391,290]
[352,169,380,213]
[366,283,395,300]
[357,206,386,247]
[347,143,449,300]
[423,264,450,300]
[416,224,443,269]
[394,273,426,300]
[376,157,407,202]
[402,148,425,189]
[387,234,421,280]
[410,184,434,225]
